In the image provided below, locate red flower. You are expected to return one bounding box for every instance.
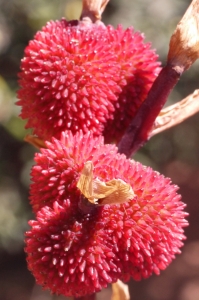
[17,19,161,143]
[25,131,188,297]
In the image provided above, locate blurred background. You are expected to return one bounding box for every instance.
[0,0,199,299]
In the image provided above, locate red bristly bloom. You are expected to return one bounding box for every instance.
[17,19,161,143]
[25,131,188,297]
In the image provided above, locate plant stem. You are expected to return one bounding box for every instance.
[117,64,184,158]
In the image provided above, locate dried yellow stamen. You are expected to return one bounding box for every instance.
[77,161,134,205]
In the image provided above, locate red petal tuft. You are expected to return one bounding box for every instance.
[17,19,161,142]
[25,131,188,297]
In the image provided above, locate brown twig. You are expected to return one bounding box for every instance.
[111,280,130,300]
[150,89,199,137]
[168,0,199,71]
[118,0,199,158]
[80,0,110,24]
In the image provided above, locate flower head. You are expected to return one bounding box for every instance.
[26,131,188,297]
[17,19,161,143]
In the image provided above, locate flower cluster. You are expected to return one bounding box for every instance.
[17,19,161,143]
[18,15,188,299]
[25,131,188,297]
